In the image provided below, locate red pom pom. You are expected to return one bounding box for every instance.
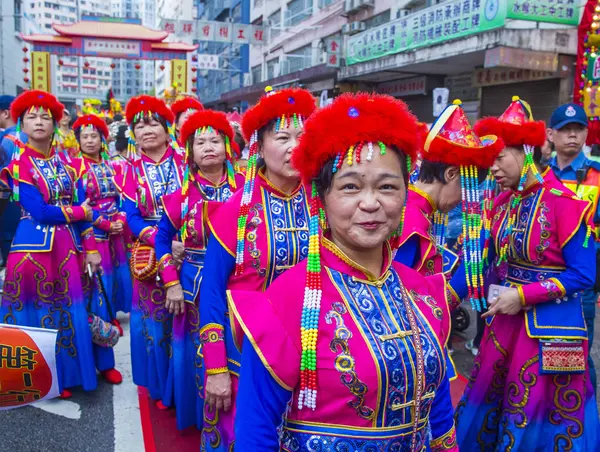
[11,90,64,123]
[474,117,546,148]
[179,110,234,146]
[241,88,316,141]
[424,134,505,169]
[292,93,422,183]
[73,114,109,139]
[171,97,203,117]
[125,95,174,125]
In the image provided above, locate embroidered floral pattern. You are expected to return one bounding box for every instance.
[430,424,458,451]
[325,301,374,420]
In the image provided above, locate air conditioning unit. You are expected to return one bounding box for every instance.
[349,21,366,34]
[343,0,355,13]
[243,73,253,87]
[396,8,410,18]
[358,0,374,8]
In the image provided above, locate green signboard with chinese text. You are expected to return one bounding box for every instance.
[346,0,580,66]
[507,0,579,25]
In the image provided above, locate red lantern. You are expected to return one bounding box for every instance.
[159,64,165,70]
[23,68,29,73]
[191,67,197,73]
[23,57,29,63]
[22,46,28,53]
[191,87,197,93]
[135,64,141,70]
[110,63,116,69]
[192,55,198,62]
[23,77,29,83]
[84,61,90,68]
[191,77,197,83]
[58,59,64,66]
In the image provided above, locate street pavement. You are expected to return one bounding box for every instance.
[0,307,598,452]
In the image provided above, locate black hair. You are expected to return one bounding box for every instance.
[314,146,409,203]
[418,160,488,185]
[115,125,128,153]
[113,114,124,122]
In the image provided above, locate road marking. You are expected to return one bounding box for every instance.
[113,313,144,452]
[32,399,81,420]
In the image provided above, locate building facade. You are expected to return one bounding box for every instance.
[211,0,581,124]
[155,0,195,97]
[0,0,24,95]
[22,0,114,106]
[110,0,157,102]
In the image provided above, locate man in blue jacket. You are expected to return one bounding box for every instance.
[548,103,599,392]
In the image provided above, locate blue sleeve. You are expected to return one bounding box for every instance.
[19,182,76,225]
[394,235,419,268]
[429,373,457,444]
[122,197,156,237]
[235,337,291,451]
[155,213,177,261]
[555,224,595,295]
[199,234,235,329]
[0,137,16,169]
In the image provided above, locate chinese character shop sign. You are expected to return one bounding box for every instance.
[346,0,580,65]
[83,39,141,58]
[0,325,59,409]
[507,0,579,25]
[31,52,51,92]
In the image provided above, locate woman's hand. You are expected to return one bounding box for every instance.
[81,198,93,221]
[165,283,185,316]
[482,288,527,318]
[109,221,124,235]
[172,240,185,266]
[205,372,232,412]
[85,252,102,274]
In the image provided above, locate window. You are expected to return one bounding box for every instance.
[363,10,391,28]
[14,0,22,31]
[251,65,261,84]
[268,9,281,39]
[287,44,312,73]
[318,0,335,7]
[285,0,312,27]
[266,57,279,80]
[45,23,51,28]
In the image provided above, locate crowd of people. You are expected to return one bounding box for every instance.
[0,87,598,451]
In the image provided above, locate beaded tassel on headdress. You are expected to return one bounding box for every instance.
[235,130,259,275]
[459,165,486,311]
[480,169,496,263]
[432,211,448,254]
[298,181,322,411]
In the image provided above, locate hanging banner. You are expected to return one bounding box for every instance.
[507,0,580,25]
[31,51,51,92]
[171,59,188,92]
[0,324,59,410]
[192,54,220,70]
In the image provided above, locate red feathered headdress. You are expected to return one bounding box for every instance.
[293,92,422,183]
[73,114,109,139]
[180,110,234,145]
[11,90,64,123]
[474,96,546,148]
[241,87,316,141]
[125,95,174,125]
[423,100,504,169]
[171,97,204,118]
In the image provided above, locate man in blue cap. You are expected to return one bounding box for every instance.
[0,94,25,266]
[548,103,599,392]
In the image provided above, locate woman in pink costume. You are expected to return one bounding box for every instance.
[229,93,460,451]
[74,114,131,384]
[198,86,315,450]
[452,97,600,450]
[0,90,101,399]
[155,109,244,430]
[116,95,184,408]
